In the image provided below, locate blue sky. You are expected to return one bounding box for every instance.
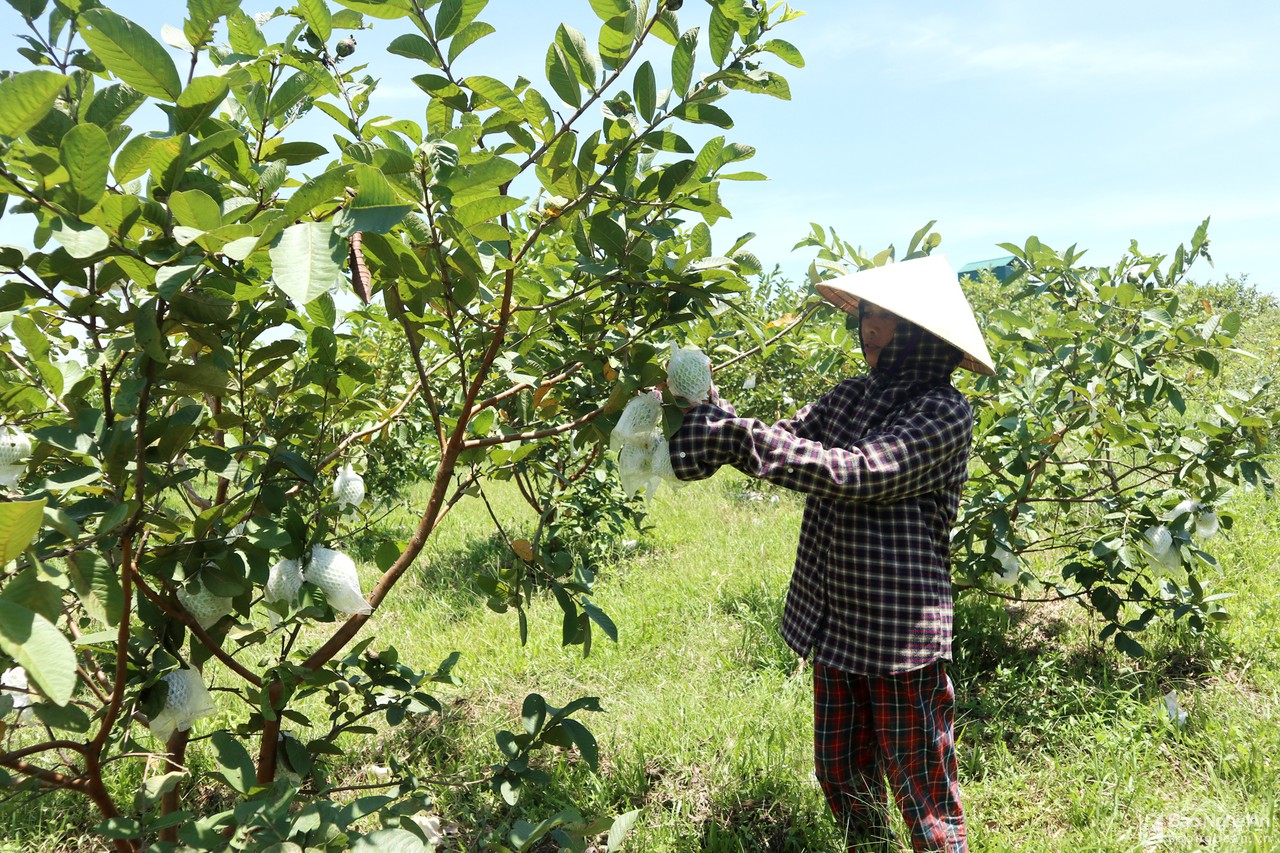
[3,0,1276,293]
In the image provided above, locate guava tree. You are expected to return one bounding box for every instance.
[0,0,803,848]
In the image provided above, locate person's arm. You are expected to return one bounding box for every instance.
[678,392,972,501]
[669,393,829,482]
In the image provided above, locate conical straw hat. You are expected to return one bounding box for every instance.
[814,254,996,376]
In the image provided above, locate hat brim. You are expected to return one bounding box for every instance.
[814,255,996,376]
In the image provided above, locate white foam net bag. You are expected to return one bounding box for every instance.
[178,580,233,629]
[306,546,372,616]
[618,441,660,496]
[1139,525,1184,580]
[265,558,304,625]
[149,667,216,741]
[611,391,662,450]
[0,427,32,465]
[1,666,31,715]
[334,464,366,510]
[990,547,1019,587]
[650,435,682,488]
[666,346,712,405]
[0,464,23,490]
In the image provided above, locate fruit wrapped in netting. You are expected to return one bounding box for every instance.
[990,547,1019,588]
[0,426,31,489]
[617,430,683,496]
[265,557,304,625]
[334,464,366,510]
[1139,524,1185,582]
[666,345,712,406]
[306,546,373,616]
[611,391,663,450]
[650,436,683,489]
[177,579,233,629]
[149,667,216,741]
[618,439,660,497]
[1,666,31,718]
[1169,498,1219,539]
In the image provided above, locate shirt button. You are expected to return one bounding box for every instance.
[786,466,795,473]
[679,452,687,458]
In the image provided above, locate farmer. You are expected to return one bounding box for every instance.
[668,255,995,853]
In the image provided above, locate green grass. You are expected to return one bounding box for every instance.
[343,471,1280,851]
[3,473,1279,851]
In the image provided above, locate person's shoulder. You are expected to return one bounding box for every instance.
[911,384,973,422]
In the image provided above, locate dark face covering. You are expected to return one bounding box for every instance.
[843,303,964,440]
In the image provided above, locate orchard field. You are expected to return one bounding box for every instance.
[0,0,1278,850]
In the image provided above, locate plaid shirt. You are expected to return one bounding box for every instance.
[669,330,974,674]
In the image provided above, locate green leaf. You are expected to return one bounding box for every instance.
[559,717,599,769]
[209,732,256,794]
[673,102,733,129]
[634,60,656,122]
[0,500,46,567]
[60,123,110,216]
[271,141,329,166]
[588,0,629,21]
[348,829,428,853]
[170,75,229,135]
[297,0,332,41]
[283,165,351,222]
[387,33,438,65]
[463,75,523,117]
[453,195,523,229]
[708,4,733,67]
[447,21,494,65]
[444,154,520,203]
[79,8,182,101]
[435,0,486,40]
[331,0,414,18]
[521,692,546,736]
[84,83,147,132]
[640,130,692,153]
[340,165,413,234]
[0,70,71,138]
[168,190,222,231]
[33,701,91,733]
[608,810,641,849]
[544,42,580,108]
[49,218,109,258]
[67,552,124,626]
[599,10,637,69]
[185,0,240,48]
[0,599,76,706]
[556,24,599,92]
[760,38,804,67]
[269,221,347,304]
[671,27,698,97]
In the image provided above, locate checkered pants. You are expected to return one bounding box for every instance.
[813,661,967,853]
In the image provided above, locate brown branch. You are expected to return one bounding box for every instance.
[471,361,584,414]
[130,572,263,688]
[462,406,609,450]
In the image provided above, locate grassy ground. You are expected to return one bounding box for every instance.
[347,471,1280,852]
[3,471,1278,851]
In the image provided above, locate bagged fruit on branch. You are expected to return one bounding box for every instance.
[334,463,366,510]
[265,557,304,625]
[306,546,373,616]
[666,345,712,406]
[611,390,663,450]
[149,667,216,741]
[618,440,660,497]
[177,579,233,629]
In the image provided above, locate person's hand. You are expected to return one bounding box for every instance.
[657,381,697,413]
